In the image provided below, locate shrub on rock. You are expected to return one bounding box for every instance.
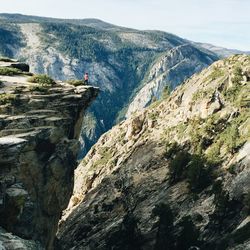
[28,74,56,86]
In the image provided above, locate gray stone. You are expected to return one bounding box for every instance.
[0,63,99,249]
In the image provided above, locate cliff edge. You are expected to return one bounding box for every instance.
[0,60,99,249]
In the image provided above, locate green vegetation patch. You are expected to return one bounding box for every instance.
[205,142,222,166]
[67,79,85,86]
[41,23,109,62]
[12,86,24,94]
[164,141,182,159]
[0,66,22,76]
[205,66,225,82]
[149,99,162,109]
[232,66,243,84]
[164,107,249,171]
[206,110,249,164]
[192,88,214,102]
[223,85,247,107]
[163,122,189,142]
[236,87,250,108]
[28,74,56,86]
[222,82,241,103]
[188,114,224,154]
[182,110,249,166]
[28,85,49,93]
[148,111,159,121]
[91,146,115,170]
[222,64,247,107]
[161,85,171,100]
[0,93,17,105]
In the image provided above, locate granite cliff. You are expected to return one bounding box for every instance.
[0,60,98,249]
[58,55,250,250]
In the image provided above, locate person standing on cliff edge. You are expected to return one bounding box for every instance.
[84,72,89,84]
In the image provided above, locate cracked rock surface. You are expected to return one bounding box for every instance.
[0,63,98,249]
[58,55,250,250]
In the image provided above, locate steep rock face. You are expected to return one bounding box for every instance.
[0,227,43,250]
[0,14,219,154]
[126,44,215,117]
[0,62,99,249]
[58,55,250,250]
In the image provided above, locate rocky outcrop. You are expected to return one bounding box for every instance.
[0,227,43,250]
[194,42,250,59]
[0,63,98,249]
[0,59,30,72]
[58,55,250,250]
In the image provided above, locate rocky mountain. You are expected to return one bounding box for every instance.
[0,13,122,30]
[0,13,220,155]
[58,55,250,250]
[125,44,215,118]
[0,60,98,249]
[194,42,250,59]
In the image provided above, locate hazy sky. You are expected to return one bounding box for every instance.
[1,0,249,50]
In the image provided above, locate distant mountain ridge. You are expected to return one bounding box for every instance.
[0,13,126,30]
[0,13,246,155]
[1,13,248,54]
[194,42,250,58]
